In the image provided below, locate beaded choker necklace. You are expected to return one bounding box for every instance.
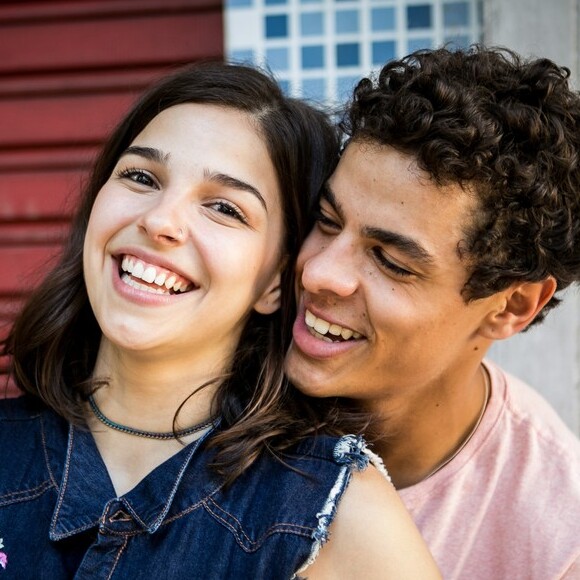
[88,395,215,440]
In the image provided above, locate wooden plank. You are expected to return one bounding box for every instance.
[0,92,139,147]
[0,146,98,172]
[0,12,223,74]
[0,171,83,219]
[0,222,69,245]
[0,296,23,321]
[0,68,169,98]
[0,244,62,294]
[0,0,222,23]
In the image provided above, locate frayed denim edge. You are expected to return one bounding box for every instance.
[293,435,385,577]
[293,464,349,576]
[362,446,391,483]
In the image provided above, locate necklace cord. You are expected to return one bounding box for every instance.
[421,365,491,482]
[88,395,215,440]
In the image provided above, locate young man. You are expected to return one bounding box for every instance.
[285,46,580,579]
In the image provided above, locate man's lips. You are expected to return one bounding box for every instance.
[291,305,365,360]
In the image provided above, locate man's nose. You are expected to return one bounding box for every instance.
[299,235,359,297]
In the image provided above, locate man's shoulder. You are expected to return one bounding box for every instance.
[490,361,580,462]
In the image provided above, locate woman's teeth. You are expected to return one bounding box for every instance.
[120,255,192,294]
[305,309,362,342]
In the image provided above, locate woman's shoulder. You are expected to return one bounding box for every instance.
[297,449,443,580]
[0,394,45,422]
[290,433,377,469]
[0,396,61,499]
[0,395,52,452]
[206,434,381,542]
[0,394,64,464]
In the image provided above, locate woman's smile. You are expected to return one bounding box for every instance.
[119,254,195,295]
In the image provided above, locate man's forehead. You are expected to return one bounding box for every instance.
[325,142,478,264]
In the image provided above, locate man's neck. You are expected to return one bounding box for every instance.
[372,365,490,489]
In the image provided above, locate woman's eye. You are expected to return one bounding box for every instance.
[117,167,156,188]
[372,248,413,277]
[210,201,248,224]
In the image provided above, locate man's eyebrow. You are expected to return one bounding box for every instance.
[323,182,434,265]
[364,226,435,265]
[120,146,169,164]
[204,170,267,211]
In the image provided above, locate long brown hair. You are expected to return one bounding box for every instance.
[2,62,363,484]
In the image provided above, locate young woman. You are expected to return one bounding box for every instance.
[0,63,440,579]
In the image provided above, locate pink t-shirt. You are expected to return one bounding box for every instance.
[399,359,580,580]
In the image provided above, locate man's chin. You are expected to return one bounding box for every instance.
[284,348,331,399]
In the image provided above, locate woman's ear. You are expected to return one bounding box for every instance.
[479,277,557,339]
[253,273,283,315]
[254,255,288,315]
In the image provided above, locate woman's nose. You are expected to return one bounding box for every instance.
[137,195,188,245]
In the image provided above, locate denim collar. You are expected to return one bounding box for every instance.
[48,419,219,541]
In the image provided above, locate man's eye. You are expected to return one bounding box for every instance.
[372,248,413,277]
[210,201,247,224]
[314,208,340,230]
[117,167,156,188]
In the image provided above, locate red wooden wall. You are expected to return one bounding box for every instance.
[0,0,224,393]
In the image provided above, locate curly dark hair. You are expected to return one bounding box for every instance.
[341,45,580,326]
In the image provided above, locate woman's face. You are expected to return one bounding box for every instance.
[83,104,285,365]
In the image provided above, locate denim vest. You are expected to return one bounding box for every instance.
[0,396,371,579]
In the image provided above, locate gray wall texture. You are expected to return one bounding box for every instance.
[484,0,580,435]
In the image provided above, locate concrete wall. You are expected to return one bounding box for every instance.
[483,0,580,435]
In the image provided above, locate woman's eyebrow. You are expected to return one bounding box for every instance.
[120,145,169,164]
[204,170,267,211]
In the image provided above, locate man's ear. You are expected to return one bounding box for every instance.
[480,277,557,339]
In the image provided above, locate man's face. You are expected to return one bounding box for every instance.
[285,142,501,408]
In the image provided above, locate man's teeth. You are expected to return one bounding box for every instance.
[120,256,192,293]
[305,309,362,341]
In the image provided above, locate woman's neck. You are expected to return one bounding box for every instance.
[86,338,226,497]
[90,338,225,433]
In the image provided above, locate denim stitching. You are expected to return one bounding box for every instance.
[39,412,58,488]
[0,411,41,423]
[202,496,313,552]
[49,425,73,533]
[52,520,101,540]
[207,496,314,535]
[0,480,53,506]
[138,422,219,533]
[205,506,312,552]
[159,498,205,526]
[48,426,96,540]
[120,501,149,532]
[106,536,128,580]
